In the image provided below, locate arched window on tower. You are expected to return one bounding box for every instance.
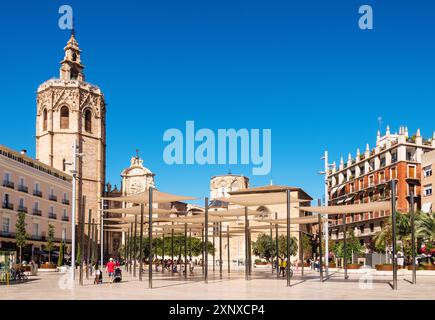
[60,106,69,129]
[70,68,78,80]
[43,109,48,131]
[84,109,92,133]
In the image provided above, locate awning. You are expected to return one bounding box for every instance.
[102,205,172,215]
[298,201,391,215]
[330,186,338,196]
[215,192,306,207]
[103,190,197,204]
[337,185,346,194]
[336,199,345,205]
[422,202,432,213]
[345,196,354,203]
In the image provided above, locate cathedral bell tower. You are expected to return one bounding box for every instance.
[35,33,106,224]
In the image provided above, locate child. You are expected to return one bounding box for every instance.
[94,265,102,284]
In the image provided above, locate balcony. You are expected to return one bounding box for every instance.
[17,206,28,214]
[62,216,69,222]
[48,213,57,220]
[2,202,13,210]
[18,185,28,193]
[33,190,43,197]
[49,195,58,202]
[32,209,42,216]
[62,199,70,205]
[2,180,14,189]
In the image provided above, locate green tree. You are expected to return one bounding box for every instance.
[332,231,364,263]
[301,234,313,258]
[252,234,275,262]
[416,212,435,242]
[15,211,27,263]
[57,241,64,267]
[277,235,298,260]
[46,224,55,263]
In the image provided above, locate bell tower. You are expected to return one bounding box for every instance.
[35,33,106,223]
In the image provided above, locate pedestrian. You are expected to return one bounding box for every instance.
[106,258,116,284]
[94,264,102,284]
[190,259,194,276]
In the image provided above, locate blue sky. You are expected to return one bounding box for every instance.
[0,0,434,204]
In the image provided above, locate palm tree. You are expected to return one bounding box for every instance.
[416,212,435,242]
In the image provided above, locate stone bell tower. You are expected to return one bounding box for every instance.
[35,33,106,223]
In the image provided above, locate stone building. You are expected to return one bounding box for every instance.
[0,145,72,262]
[422,150,435,213]
[35,34,106,225]
[210,173,249,199]
[327,126,435,248]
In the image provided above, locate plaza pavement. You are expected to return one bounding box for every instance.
[1,267,435,300]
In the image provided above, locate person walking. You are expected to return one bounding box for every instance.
[106,258,116,284]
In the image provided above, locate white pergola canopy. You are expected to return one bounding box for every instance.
[298,201,391,215]
[103,189,196,204]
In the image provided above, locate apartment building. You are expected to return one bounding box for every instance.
[422,150,435,213]
[327,126,435,249]
[0,145,72,261]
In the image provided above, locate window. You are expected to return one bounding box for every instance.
[3,194,9,205]
[370,223,374,233]
[408,165,416,178]
[33,223,39,237]
[369,175,374,187]
[408,184,417,196]
[84,109,92,132]
[380,157,386,168]
[43,109,48,131]
[360,225,365,234]
[62,228,67,240]
[391,152,398,163]
[2,218,10,233]
[424,184,433,197]
[34,202,39,210]
[379,171,385,183]
[4,172,10,182]
[49,206,54,214]
[60,106,69,129]
[19,177,25,187]
[424,165,433,178]
[71,68,78,80]
[390,167,397,180]
[35,182,40,191]
[63,208,67,218]
[19,198,25,209]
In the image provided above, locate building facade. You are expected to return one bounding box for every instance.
[35,34,106,225]
[422,150,435,213]
[327,126,435,248]
[210,173,249,199]
[0,145,72,261]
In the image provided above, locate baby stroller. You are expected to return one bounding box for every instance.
[113,267,122,283]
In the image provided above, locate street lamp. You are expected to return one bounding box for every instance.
[318,151,334,276]
[64,140,84,282]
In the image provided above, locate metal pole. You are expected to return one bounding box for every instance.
[286,190,291,287]
[149,188,153,289]
[204,197,209,283]
[299,229,304,277]
[343,214,348,280]
[270,223,273,274]
[189,229,192,261]
[86,209,92,280]
[410,191,416,284]
[126,228,130,272]
[324,150,329,276]
[133,215,138,277]
[79,196,86,286]
[184,223,188,279]
[245,206,249,280]
[213,223,216,272]
[129,222,133,274]
[248,225,252,277]
[391,179,397,290]
[201,227,204,275]
[227,225,230,274]
[318,200,323,283]
[139,204,144,281]
[100,199,104,272]
[171,222,174,272]
[162,232,165,273]
[219,222,223,279]
[70,140,77,282]
[275,212,279,280]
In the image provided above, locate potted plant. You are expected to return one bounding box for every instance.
[375,263,393,271]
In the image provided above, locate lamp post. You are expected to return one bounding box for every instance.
[319,151,332,276]
[64,140,84,282]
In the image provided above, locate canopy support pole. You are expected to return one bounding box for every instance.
[213,223,216,272]
[139,204,144,282]
[133,215,138,278]
[286,190,291,287]
[270,223,273,274]
[391,179,397,290]
[204,197,209,284]
[79,196,86,286]
[219,221,223,279]
[129,223,133,274]
[201,227,204,275]
[343,215,348,280]
[245,206,249,281]
[149,187,153,289]
[411,191,416,284]
[162,232,165,273]
[275,212,279,280]
[184,223,188,279]
[86,208,92,280]
[299,229,304,277]
[126,228,130,272]
[189,229,192,262]
[171,222,174,275]
[227,225,230,274]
